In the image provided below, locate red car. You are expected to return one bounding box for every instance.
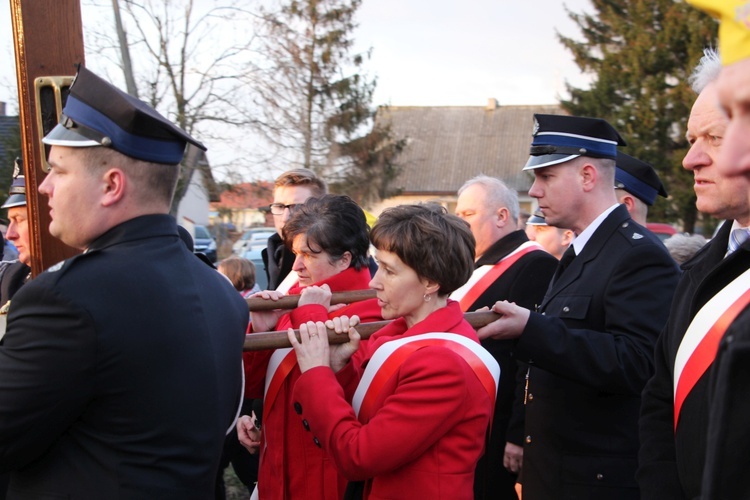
[646,222,678,242]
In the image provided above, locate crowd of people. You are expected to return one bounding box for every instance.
[0,1,748,498]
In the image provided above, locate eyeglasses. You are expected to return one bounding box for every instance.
[269,203,300,215]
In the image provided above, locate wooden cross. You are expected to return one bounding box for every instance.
[9,0,85,274]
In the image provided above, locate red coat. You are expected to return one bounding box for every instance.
[244,266,382,500]
[292,301,493,499]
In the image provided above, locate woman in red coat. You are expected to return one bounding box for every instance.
[289,204,499,500]
[240,195,382,500]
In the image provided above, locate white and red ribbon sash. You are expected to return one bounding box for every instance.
[259,270,300,415]
[450,241,544,312]
[673,267,750,429]
[275,270,299,294]
[263,348,297,422]
[259,270,299,414]
[352,333,500,424]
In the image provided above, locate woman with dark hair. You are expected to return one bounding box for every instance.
[240,194,382,500]
[287,203,499,499]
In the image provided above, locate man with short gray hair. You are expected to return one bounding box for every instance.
[453,175,557,499]
[637,47,750,499]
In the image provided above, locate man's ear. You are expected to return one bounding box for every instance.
[496,207,510,227]
[619,193,636,213]
[580,163,598,192]
[561,229,575,247]
[100,168,126,207]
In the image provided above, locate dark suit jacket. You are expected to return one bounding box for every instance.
[467,231,558,500]
[261,232,294,291]
[0,215,248,499]
[516,205,680,500]
[638,221,750,499]
[700,237,750,500]
[0,261,30,308]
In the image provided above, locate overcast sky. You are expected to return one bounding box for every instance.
[0,0,592,109]
[0,0,593,178]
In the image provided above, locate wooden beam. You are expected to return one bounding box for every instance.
[10,0,85,275]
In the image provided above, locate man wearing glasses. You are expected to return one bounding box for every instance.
[264,169,327,291]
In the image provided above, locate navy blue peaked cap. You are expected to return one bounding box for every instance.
[42,66,205,164]
[2,157,26,209]
[615,151,668,206]
[524,114,626,170]
[526,210,547,226]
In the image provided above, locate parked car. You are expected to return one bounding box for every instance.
[646,222,678,243]
[233,227,275,255]
[244,247,268,291]
[193,225,217,263]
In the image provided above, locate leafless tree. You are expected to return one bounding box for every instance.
[84,0,259,211]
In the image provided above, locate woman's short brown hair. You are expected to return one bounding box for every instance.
[282,194,370,270]
[218,256,257,292]
[370,203,475,296]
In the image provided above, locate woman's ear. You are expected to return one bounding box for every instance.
[338,251,352,269]
[421,278,440,296]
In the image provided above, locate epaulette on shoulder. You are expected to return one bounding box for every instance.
[617,220,652,246]
[43,250,94,276]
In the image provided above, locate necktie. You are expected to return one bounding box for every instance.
[728,227,750,254]
[553,245,576,283]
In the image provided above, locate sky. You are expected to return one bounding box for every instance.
[0,0,593,176]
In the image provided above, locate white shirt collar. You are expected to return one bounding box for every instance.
[570,204,621,256]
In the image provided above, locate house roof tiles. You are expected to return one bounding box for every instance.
[377,103,566,194]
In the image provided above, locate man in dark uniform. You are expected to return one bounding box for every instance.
[0,160,32,500]
[638,48,750,499]
[0,66,248,499]
[453,175,557,499]
[262,168,326,291]
[614,151,668,226]
[525,210,574,260]
[0,159,32,312]
[477,114,680,499]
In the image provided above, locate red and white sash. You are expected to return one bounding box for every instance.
[276,270,299,294]
[673,267,750,429]
[352,333,501,424]
[450,241,544,312]
[261,270,299,416]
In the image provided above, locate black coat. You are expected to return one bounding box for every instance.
[261,232,294,291]
[516,205,680,500]
[0,215,248,499]
[700,237,750,500]
[0,261,30,308]
[466,231,558,500]
[637,221,750,499]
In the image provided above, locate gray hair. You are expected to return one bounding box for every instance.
[688,48,722,94]
[458,174,520,222]
[664,233,708,265]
